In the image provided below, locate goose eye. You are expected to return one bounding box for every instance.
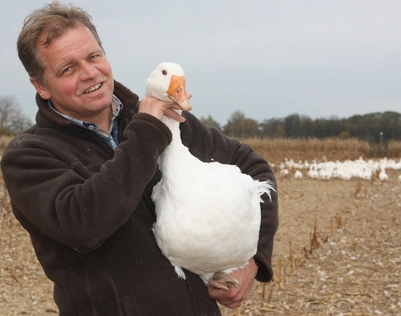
[162,70,167,75]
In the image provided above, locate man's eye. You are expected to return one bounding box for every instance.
[63,67,71,73]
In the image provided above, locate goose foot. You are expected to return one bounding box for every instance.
[209,271,239,291]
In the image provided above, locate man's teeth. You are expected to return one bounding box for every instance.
[85,83,101,94]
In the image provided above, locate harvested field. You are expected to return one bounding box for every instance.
[220,167,401,316]
[1,138,401,315]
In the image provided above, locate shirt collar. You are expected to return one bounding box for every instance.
[48,95,123,131]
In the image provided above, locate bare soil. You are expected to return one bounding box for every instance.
[1,167,401,315]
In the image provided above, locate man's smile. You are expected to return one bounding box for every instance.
[84,83,102,94]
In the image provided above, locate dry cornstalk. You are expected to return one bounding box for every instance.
[261,282,266,299]
[335,213,343,229]
[45,309,58,314]
[354,180,362,197]
[276,256,282,286]
[302,246,308,260]
[288,241,294,273]
[10,273,22,285]
[310,216,321,252]
[331,213,343,233]
[259,307,284,314]
[265,284,274,303]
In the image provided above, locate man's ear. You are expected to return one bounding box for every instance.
[30,78,51,100]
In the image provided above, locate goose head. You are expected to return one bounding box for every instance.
[145,62,192,111]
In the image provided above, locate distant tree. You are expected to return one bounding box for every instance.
[313,117,344,139]
[379,111,401,142]
[284,114,301,138]
[200,115,221,130]
[223,111,259,138]
[347,112,401,144]
[297,115,314,137]
[259,118,286,138]
[0,96,32,134]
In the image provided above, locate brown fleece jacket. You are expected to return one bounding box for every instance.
[1,81,278,316]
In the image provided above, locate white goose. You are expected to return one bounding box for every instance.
[147,62,275,290]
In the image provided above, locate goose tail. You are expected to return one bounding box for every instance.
[255,179,276,202]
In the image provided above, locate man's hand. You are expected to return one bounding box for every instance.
[207,259,259,309]
[139,95,192,123]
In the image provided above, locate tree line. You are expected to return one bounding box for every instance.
[1,95,399,146]
[201,110,401,145]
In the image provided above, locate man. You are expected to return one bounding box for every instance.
[1,2,278,315]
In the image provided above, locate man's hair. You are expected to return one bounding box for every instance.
[17,1,104,85]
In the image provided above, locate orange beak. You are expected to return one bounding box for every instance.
[167,75,192,111]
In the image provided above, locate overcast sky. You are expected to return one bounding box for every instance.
[1,0,400,125]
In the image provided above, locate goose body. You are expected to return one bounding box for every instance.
[379,168,388,181]
[147,62,275,289]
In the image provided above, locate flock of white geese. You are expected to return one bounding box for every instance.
[278,157,401,182]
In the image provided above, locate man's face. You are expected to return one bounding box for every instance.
[31,26,114,123]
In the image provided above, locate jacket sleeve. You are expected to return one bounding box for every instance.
[1,113,172,254]
[180,112,279,282]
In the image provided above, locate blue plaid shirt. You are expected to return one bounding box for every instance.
[48,96,123,151]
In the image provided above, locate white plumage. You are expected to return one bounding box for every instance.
[379,168,388,181]
[147,62,275,290]
[294,170,303,179]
